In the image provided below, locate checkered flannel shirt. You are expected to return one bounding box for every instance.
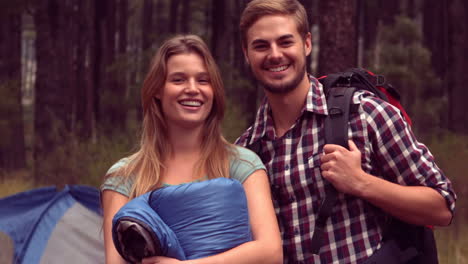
[235,76,456,264]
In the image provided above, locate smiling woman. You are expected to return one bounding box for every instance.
[99,35,282,264]
[158,53,214,131]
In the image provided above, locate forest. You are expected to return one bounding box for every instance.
[0,0,467,262]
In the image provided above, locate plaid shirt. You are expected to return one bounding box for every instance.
[235,76,456,264]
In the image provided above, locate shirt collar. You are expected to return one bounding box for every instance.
[247,75,328,145]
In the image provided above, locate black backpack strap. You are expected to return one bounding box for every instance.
[310,86,356,254]
[324,86,356,148]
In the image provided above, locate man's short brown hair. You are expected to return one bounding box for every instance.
[240,0,310,48]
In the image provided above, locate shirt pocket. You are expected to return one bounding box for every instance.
[302,152,328,211]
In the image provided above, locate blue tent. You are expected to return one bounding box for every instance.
[0,185,104,264]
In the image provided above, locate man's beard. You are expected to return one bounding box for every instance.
[255,64,306,95]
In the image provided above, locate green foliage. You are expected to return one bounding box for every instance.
[219,60,258,139]
[35,125,138,188]
[369,15,445,136]
[222,100,248,143]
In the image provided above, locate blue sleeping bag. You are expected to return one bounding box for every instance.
[112,178,252,263]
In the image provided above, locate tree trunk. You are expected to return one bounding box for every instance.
[232,0,258,124]
[34,0,76,182]
[211,0,228,62]
[181,0,191,33]
[116,0,128,126]
[142,0,154,51]
[0,5,26,171]
[93,0,105,135]
[155,0,167,40]
[447,0,468,133]
[361,0,402,68]
[75,0,96,140]
[100,0,127,132]
[423,0,449,81]
[318,0,358,76]
[169,0,181,33]
[299,0,314,73]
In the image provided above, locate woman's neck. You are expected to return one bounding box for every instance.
[162,124,205,185]
[167,124,204,157]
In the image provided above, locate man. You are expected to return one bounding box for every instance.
[235,0,456,263]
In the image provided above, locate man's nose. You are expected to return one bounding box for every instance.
[268,44,282,61]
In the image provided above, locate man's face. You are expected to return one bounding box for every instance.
[244,15,311,94]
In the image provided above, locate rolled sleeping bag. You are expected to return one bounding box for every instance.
[112,192,186,263]
[112,178,252,262]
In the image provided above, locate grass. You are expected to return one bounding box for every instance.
[428,132,468,264]
[0,169,34,198]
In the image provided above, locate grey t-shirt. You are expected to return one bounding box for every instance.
[101,146,265,197]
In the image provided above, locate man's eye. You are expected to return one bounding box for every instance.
[280,41,293,47]
[253,44,268,50]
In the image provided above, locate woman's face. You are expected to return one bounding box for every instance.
[159,53,214,130]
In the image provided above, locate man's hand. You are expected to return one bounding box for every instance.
[320,140,369,197]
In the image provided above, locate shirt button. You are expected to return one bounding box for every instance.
[294,228,299,235]
[286,132,291,138]
[285,164,290,170]
[289,196,295,203]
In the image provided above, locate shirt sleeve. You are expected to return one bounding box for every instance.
[100,158,134,197]
[360,93,456,214]
[229,146,266,184]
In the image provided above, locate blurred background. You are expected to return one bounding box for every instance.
[0,0,466,262]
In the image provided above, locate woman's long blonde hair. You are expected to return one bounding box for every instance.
[108,35,233,199]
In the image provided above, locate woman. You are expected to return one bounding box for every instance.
[101,35,282,264]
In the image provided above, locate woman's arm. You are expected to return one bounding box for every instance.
[143,169,283,264]
[102,190,129,264]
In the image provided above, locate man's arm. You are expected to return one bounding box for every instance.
[320,140,452,226]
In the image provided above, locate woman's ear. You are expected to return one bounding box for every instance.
[154,91,161,100]
[153,96,161,105]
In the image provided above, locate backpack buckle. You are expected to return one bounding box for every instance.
[328,107,343,116]
[375,75,385,86]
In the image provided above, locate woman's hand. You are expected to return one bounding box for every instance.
[142,256,185,264]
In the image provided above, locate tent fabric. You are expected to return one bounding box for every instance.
[0,185,104,264]
[113,178,252,262]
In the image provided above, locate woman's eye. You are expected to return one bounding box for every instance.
[199,79,210,84]
[172,78,184,83]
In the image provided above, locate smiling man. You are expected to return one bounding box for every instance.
[235,0,456,263]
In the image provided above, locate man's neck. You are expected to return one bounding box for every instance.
[265,74,310,138]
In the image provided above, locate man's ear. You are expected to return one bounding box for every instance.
[304,32,312,56]
[242,45,250,65]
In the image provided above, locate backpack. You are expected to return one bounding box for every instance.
[313,68,438,264]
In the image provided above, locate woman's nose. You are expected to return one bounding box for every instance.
[184,79,199,94]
